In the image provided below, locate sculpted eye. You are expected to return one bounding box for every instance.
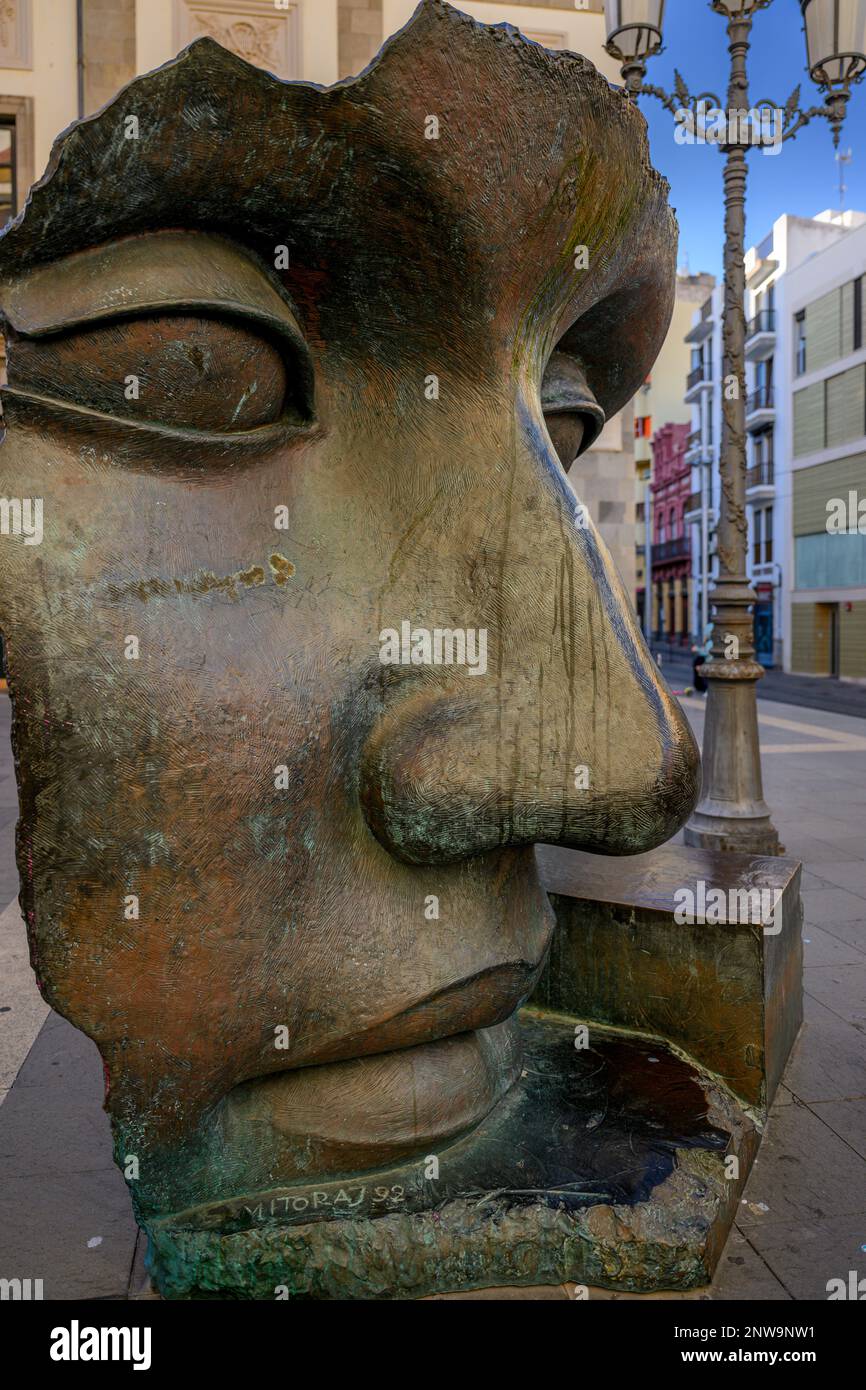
[6,312,304,433]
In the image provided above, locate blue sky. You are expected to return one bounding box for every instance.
[634,0,866,279]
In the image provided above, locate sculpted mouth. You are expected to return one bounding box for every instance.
[184,962,548,1207]
[286,957,548,1072]
[217,1019,524,1186]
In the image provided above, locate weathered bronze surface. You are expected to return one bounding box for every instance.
[0,0,705,1295]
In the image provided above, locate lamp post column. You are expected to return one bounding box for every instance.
[684,11,781,854]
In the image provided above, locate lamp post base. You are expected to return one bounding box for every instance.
[684,808,782,856]
[683,660,783,857]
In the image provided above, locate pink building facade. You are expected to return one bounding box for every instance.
[651,422,692,645]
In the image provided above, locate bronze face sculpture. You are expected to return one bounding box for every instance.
[0,0,699,1294]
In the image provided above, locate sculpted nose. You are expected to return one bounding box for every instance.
[360,470,700,867]
[361,667,698,865]
[359,104,693,868]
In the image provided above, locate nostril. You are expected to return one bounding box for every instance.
[360,689,479,866]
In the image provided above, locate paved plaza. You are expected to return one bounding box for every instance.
[1,687,865,1301]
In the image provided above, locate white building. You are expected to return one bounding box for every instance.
[685,208,866,676]
[684,282,722,646]
[783,212,866,679]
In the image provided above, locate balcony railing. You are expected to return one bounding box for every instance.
[746,309,775,338]
[747,458,774,488]
[746,384,774,414]
[687,364,709,390]
[652,536,690,564]
[687,429,714,455]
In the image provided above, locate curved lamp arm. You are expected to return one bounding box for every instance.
[627,73,854,150]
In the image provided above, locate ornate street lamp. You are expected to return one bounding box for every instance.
[603,1,666,91]
[801,0,866,141]
[802,0,866,83]
[605,0,866,855]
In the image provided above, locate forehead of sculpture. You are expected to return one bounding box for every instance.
[0,0,675,417]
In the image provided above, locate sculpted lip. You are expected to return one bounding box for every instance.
[224,1020,524,1177]
[140,977,546,1220]
[279,956,549,1073]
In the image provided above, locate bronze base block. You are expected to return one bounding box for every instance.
[145,1011,759,1300]
[536,843,803,1111]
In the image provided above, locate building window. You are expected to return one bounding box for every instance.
[752,507,774,567]
[795,310,806,376]
[0,99,32,389]
[764,506,773,564]
[757,355,774,390]
[0,117,17,225]
[0,98,32,227]
[751,428,773,481]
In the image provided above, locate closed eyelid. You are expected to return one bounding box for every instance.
[0,231,318,451]
[0,228,307,356]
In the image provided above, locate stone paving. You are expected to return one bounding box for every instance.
[652,648,866,721]
[1,689,864,1300]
